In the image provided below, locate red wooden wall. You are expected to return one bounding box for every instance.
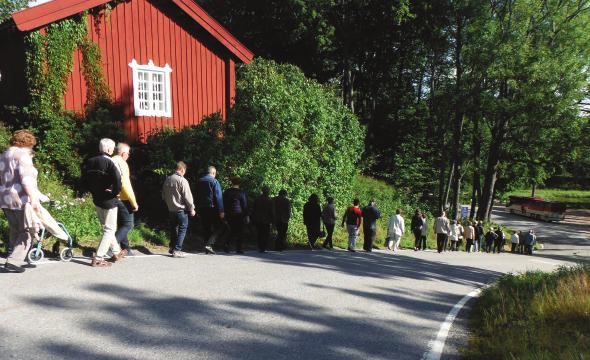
[62,0,234,142]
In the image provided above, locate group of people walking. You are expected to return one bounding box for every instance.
[430,211,536,254]
[1,132,539,273]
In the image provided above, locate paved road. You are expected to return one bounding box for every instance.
[491,205,590,260]
[0,249,571,360]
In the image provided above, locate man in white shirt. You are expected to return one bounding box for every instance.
[387,209,405,252]
[433,211,450,253]
[510,231,519,253]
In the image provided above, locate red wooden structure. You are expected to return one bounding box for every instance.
[0,0,253,141]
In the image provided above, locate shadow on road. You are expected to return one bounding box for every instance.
[11,252,505,359]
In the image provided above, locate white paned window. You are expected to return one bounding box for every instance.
[129,59,172,117]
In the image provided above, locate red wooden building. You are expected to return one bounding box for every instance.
[0,0,253,141]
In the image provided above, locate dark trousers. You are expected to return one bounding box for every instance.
[525,244,533,255]
[477,236,483,252]
[493,239,502,253]
[511,243,517,253]
[115,200,134,250]
[199,207,221,246]
[306,224,319,247]
[323,223,335,248]
[485,240,493,253]
[413,230,421,249]
[227,215,245,251]
[363,225,376,251]
[256,222,271,251]
[519,243,525,254]
[436,233,447,253]
[169,211,189,252]
[466,239,474,252]
[276,222,288,251]
[419,235,427,250]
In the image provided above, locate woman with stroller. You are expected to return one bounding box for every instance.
[0,130,42,273]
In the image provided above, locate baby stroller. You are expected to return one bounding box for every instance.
[26,204,74,263]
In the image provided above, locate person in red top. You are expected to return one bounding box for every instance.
[341,198,362,252]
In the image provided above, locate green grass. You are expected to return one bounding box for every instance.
[465,264,590,359]
[502,189,590,209]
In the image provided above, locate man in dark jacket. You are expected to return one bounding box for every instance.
[303,194,322,249]
[196,166,224,254]
[476,221,485,252]
[485,228,497,253]
[411,209,423,251]
[223,177,248,253]
[273,189,291,251]
[494,226,505,253]
[252,186,274,252]
[83,138,125,267]
[362,200,381,252]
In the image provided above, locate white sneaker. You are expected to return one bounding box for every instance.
[172,251,186,258]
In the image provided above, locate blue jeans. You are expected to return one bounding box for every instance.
[115,200,134,250]
[169,211,189,252]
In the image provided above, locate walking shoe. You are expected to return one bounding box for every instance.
[172,251,186,258]
[110,249,128,262]
[126,249,134,256]
[91,258,112,267]
[21,263,37,269]
[205,246,216,255]
[347,247,356,252]
[4,263,25,273]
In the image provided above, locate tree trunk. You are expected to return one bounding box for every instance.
[444,162,455,211]
[531,183,536,197]
[470,114,482,220]
[478,79,510,221]
[450,15,465,220]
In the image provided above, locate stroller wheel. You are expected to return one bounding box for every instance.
[27,248,44,263]
[60,247,73,262]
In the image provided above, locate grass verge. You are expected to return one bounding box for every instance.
[465,264,590,359]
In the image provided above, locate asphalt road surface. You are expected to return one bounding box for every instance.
[492,205,590,260]
[0,247,573,360]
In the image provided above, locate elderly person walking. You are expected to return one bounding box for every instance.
[112,143,138,255]
[273,189,291,251]
[83,138,125,267]
[387,209,405,252]
[0,130,42,273]
[362,200,381,252]
[162,161,196,258]
[433,211,450,253]
[342,198,362,252]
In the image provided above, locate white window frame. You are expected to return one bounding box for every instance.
[129,59,173,117]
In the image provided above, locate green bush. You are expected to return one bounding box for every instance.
[133,59,365,229]
[224,58,365,212]
[37,171,102,243]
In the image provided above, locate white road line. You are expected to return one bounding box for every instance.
[422,286,487,360]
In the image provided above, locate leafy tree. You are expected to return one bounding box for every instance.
[0,0,27,23]
[224,58,365,211]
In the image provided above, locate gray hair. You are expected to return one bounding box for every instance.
[116,142,130,155]
[208,166,216,175]
[99,138,116,154]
